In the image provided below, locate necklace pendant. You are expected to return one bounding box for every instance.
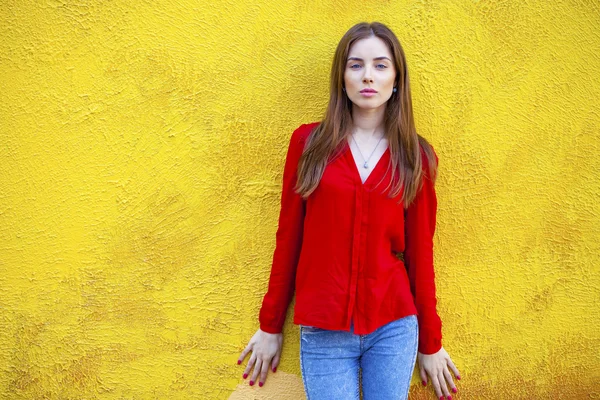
[363,161,369,169]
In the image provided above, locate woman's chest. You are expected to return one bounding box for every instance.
[308,145,403,212]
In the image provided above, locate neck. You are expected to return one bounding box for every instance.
[350,105,386,139]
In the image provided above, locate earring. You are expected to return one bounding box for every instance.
[393,87,397,93]
[342,87,346,92]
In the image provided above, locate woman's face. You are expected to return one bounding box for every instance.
[343,36,397,112]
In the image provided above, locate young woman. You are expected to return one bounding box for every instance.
[237,21,460,400]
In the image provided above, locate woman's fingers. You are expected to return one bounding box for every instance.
[446,356,461,380]
[259,356,272,386]
[443,365,457,394]
[419,367,428,386]
[271,352,280,372]
[438,370,450,398]
[430,372,442,399]
[238,329,283,388]
[242,353,256,380]
[238,343,252,365]
[249,358,263,386]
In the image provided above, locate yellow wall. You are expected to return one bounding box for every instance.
[1,1,599,399]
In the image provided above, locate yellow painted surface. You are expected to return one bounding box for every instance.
[1,1,599,399]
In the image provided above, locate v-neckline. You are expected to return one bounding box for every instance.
[344,140,390,186]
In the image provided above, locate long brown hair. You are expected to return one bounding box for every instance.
[295,21,437,207]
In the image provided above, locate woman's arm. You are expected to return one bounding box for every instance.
[258,125,308,333]
[404,146,442,355]
[405,147,461,399]
[238,125,309,388]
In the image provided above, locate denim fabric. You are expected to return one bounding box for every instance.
[299,314,418,400]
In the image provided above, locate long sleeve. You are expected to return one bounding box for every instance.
[258,125,308,333]
[404,147,443,355]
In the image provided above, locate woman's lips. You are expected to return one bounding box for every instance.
[360,88,377,97]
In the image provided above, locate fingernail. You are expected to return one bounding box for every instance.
[249,380,255,386]
[272,367,277,373]
[259,382,264,387]
[422,380,426,386]
[243,373,248,379]
[452,387,457,393]
[448,396,453,400]
[439,396,444,400]
[457,375,461,380]
[237,360,241,365]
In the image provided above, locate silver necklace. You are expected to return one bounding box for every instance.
[350,133,385,169]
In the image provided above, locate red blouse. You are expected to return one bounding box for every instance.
[258,122,443,354]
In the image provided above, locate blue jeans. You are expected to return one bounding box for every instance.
[299,314,419,400]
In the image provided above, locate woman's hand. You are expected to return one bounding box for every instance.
[237,328,283,387]
[417,346,461,399]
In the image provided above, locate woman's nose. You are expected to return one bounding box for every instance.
[362,69,374,83]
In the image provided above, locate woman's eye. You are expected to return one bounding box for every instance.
[348,63,387,69]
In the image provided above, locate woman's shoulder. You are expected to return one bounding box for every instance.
[291,121,321,144]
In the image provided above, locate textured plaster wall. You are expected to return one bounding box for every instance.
[1,1,599,399]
